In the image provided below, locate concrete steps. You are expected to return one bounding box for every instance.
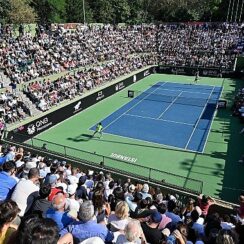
[0,71,11,88]
[18,92,41,117]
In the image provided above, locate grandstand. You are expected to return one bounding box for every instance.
[0,21,244,244]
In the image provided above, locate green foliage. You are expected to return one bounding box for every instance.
[89,0,115,23]
[32,0,53,23]
[0,0,232,24]
[48,0,66,23]
[111,0,131,23]
[0,0,11,23]
[66,0,93,23]
[8,0,37,24]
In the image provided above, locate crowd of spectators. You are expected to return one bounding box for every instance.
[0,24,157,84]
[23,54,156,111]
[0,144,243,244]
[157,23,243,69]
[0,23,243,86]
[0,22,242,116]
[0,88,31,125]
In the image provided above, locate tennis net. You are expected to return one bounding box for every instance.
[128,90,219,107]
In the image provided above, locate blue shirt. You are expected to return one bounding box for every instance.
[46,209,74,231]
[165,211,182,224]
[0,171,17,201]
[5,152,15,162]
[60,220,114,243]
[0,156,7,166]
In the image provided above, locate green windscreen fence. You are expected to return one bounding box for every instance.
[236,56,244,71]
[11,134,203,194]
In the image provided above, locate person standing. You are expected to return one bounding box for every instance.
[93,122,103,138]
[194,70,199,84]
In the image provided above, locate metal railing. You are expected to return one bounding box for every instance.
[5,132,203,194]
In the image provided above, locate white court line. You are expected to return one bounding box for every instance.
[89,80,166,130]
[184,86,216,150]
[163,80,221,88]
[103,82,168,131]
[202,87,223,153]
[157,91,184,119]
[124,113,195,126]
[154,87,211,95]
[101,130,200,154]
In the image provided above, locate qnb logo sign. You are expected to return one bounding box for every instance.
[115,82,125,91]
[202,70,218,77]
[96,91,105,101]
[27,117,52,135]
[27,124,35,135]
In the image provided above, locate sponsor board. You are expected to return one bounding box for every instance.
[158,65,226,77]
[73,101,82,113]
[27,117,53,135]
[96,91,105,101]
[115,82,125,91]
[143,70,150,77]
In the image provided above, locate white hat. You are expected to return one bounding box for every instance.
[128,184,136,192]
[142,184,149,193]
[169,195,176,202]
[88,170,94,176]
[15,161,24,168]
[67,184,77,195]
[24,161,36,173]
[68,176,78,185]
[56,182,67,193]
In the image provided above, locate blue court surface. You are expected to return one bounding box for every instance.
[91,82,222,152]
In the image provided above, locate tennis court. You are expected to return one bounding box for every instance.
[32,74,244,203]
[91,82,222,152]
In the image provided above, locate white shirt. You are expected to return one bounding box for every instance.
[11,179,39,216]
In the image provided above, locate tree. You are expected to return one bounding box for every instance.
[8,0,37,24]
[66,0,93,23]
[48,0,66,23]
[111,0,130,23]
[31,0,53,23]
[0,0,11,23]
[90,0,115,23]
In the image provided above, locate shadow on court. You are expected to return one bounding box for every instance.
[67,133,93,142]
[67,135,205,157]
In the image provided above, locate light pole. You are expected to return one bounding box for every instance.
[83,0,86,24]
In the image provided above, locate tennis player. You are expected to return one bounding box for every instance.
[194,70,199,84]
[93,122,103,138]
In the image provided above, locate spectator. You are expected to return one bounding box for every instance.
[198,194,215,216]
[0,161,17,201]
[46,192,74,231]
[26,183,52,217]
[108,201,130,232]
[116,219,147,244]
[11,168,40,216]
[66,184,80,219]
[165,200,182,225]
[0,200,20,243]
[141,211,164,244]
[216,229,239,244]
[140,183,152,199]
[60,200,114,243]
